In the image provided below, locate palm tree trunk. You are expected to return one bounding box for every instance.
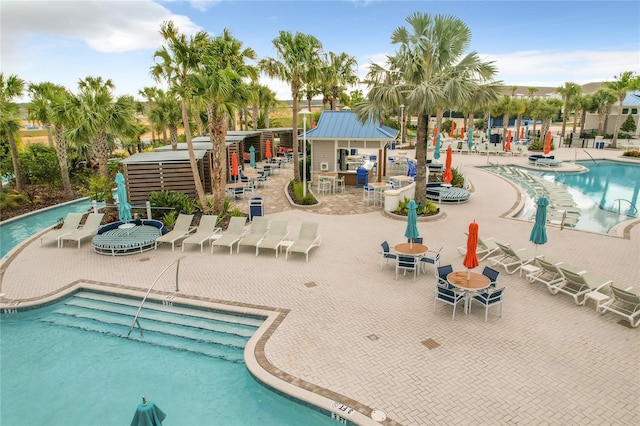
[611,97,624,148]
[7,131,24,191]
[169,126,179,150]
[54,125,73,198]
[414,113,429,207]
[502,113,509,148]
[181,99,207,208]
[208,102,227,213]
[94,133,110,177]
[292,91,301,183]
[46,126,54,147]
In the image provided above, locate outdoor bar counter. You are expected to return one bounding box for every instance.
[339,160,375,186]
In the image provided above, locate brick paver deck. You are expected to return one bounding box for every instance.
[1,146,638,425]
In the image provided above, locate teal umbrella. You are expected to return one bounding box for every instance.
[467,128,474,150]
[529,197,549,252]
[115,172,132,223]
[249,145,256,168]
[131,396,166,426]
[434,133,442,161]
[404,199,419,247]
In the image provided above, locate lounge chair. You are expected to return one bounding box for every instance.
[426,186,470,204]
[256,219,289,257]
[59,213,105,248]
[40,212,85,247]
[599,286,640,328]
[154,214,195,251]
[237,217,269,254]
[286,221,321,262]
[549,267,613,305]
[489,242,543,274]
[181,215,221,252]
[457,236,503,261]
[211,216,247,254]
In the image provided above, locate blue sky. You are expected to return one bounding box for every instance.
[2,0,639,102]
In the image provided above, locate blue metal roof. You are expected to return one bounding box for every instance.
[303,111,397,139]
[623,91,640,107]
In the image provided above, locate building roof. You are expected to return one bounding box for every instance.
[121,150,208,164]
[304,110,397,140]
[623,91,640,107]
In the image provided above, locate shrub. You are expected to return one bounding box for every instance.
[82,175,113,202]
[623,150,640,157]
[148,190,197,217]
[289,180,317,205]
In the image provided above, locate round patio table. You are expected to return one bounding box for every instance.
[447,271,491,314]
[394,243,428,256]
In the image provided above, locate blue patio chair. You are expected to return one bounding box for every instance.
[396,255,418,281]
[471,287,506,322]
[420,247,442,275]
[407,237,423,244]
[380,241,397,270]
[434,286,465,320]
[482,266,500,288]
[437,264,454,288]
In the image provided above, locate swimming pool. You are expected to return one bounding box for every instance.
[487,160,639,234]
[0,198,102,258]
[0,291,339,426]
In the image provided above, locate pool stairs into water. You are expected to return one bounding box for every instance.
[41,291,263,363]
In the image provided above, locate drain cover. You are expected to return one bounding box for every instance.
[422,338,440,349]
[304,281,317,288]
[371,409,387,421]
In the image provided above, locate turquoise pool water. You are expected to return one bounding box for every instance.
[0,291,338,426]
[492,160,639,233]
[0,198,100,258]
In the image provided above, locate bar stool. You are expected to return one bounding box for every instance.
[318,178,331,195]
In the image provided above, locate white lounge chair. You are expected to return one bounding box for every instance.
[154,214,195,251]
[181,215,221,252]
[256,219,289,257]
[211,216,247,254]
[457,236,503,261]
[489,242,543,275]
[599,286,640,328]
[59,213,105,248]
[237,217,269,254]
[286,221,321,262]
[40,212,84,247]
[550,267,613,305]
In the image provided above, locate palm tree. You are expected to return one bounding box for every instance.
[324,51,358,110]
[260,31,323,183]
[358,12,496,206]
[66,76,138,178]
[28,82,74,197]
[527,87,539,99]
[151,20,209,209]
[604,71,640,148]
[537,98,563,143]
[1,73,26,191]
[556,82,581,141]
[256,85,279,128]
[492,95,519,148]
[138,86,159,145]
[149,90,182,150]
[192,28,257,213]
[461,82,501,136]
[592,88,617,136]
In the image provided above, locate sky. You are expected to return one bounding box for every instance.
[2,0,639,103]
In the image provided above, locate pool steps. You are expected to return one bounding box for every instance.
[41,291,263,363]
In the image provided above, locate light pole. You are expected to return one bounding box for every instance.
[299,108,311,198]
[400,104,405,146]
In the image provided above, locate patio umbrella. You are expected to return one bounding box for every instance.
[115,172,132,223]
[544,131,552,155]
[449,121,455,138]
[231,152,239,182]
[265,139,272,159]
[434,133,442,161]
[506,130,512,151]
[520,127,525,140]
[463,221,479,280]
[525,124,530,139]
[404,199,419,248]
[131,396,166,426]
[467,128,474,151]
[443,146,453,184]
[529,196,549,253]
[432,127,438,146]
[460,127,465,139]
[249,145,256,168]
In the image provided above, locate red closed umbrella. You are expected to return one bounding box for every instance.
[443,146,453,184]
[460,127,465,139]
[544,131,552,155]
[506,130,512,151]
[231,152,239,181]
[463,222,479,279]
[520,127,525,140]
[265,139,272,159]
[449,121,456,138]
[432,127,438,146]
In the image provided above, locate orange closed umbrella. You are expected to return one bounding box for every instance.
[443,146,453,184]
[231,152,239,181]
[449,121,456,138]
[520,127,525,140]
[506,130,512,151]
[460,127,465,139]
[463,221,479,279]
[544,131,552,155]
[266,139,272,159]
[432,127,438,146]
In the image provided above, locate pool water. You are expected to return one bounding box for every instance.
[0,198,101,258]
[0,291,337,426]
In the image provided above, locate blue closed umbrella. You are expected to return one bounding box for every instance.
[529,197,549,251]
[468,128,474,151]
[434,133,442,161]
[115,172,132,223]
[249,145,256,168]
[404,199,419,247]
